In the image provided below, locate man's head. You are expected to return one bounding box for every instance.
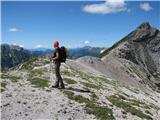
[53,41,59,48]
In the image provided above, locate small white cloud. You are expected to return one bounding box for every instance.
[9,28,18,32]
[140,3,152,12]
[19,45,24,48]
[84,40,90,44]
[9,27,22,32]
[13,43,17,45]
[82,0,129,15]
[35,44,42,48]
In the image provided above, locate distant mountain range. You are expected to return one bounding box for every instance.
[68,46,105,59]
[29,46,104,58]
[30,46,105,59]
[1,44,104,71]
[29,47,51,52]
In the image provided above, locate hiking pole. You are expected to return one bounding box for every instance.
[49,61,52,81]
[49,60,53,84]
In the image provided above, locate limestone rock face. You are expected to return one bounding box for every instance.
[1,44,32,71]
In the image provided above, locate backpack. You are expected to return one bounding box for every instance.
[60,46,67,63]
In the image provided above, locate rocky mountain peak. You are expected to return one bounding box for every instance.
[137,22,151,30]
[10,45,23,51]
[132,22,158,42]
[1,44,32,71]
[99,22,160,91]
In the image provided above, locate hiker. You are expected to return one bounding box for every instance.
[49,41,65,89]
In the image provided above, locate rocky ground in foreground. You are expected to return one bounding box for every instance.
[1,57,160,120]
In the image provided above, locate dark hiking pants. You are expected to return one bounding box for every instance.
[54,61,64,87]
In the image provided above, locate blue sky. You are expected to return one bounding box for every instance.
[1,1,160,49]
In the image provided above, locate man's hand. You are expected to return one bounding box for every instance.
[48,55,53,61]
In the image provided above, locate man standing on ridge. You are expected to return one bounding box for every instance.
[49,41,65,89]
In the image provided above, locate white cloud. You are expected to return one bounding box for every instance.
[84,40,90,44]
[19,45,24,48]
[35,44,42,48]
[140,3,152,12]
[9,27,22,32]
[82,0,129,14]
[9,28,18,32]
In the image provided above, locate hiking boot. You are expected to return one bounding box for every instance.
[51,85,59,88]
[58,86,65,89]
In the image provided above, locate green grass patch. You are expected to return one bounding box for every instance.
[64,78,77,84]
[62,66,95,82]
[28,77,49,88]
[149,103,160,110]
[63,90,90,104]
[20,57,38,70]
[61,70,75,76]
[27,68,48,88]
[1,73,20,82]
[96,76,117,86]
[107,95,152,120]
[68,65,108,84]
[1,82,7,92]
[1,73,9,79]
[128,99,150,109]
[90,92,98,100]
[82,82,100,90]
[77,71,93,81]
[31,69,43,76]
[122,92,130,97]
[63,90,115,120]
[1,88,5,92]
[1,82,7,88]
[28,69,44,82]
[9,76,20,82]
[85,104,115,120]
[44,60,51,64]
[145,110,153,116]
[68,66,93,81]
